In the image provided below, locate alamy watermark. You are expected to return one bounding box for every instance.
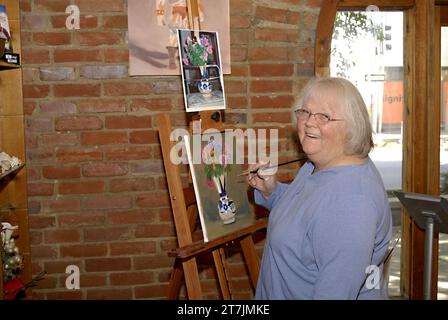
[169,121,279,171]
[365,5,380,13]
[65,264,80,290]
[65,5,80,30]
[365,265,381,290]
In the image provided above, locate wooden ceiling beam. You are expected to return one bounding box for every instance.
[337,0,414,10]
[314,0,338,77]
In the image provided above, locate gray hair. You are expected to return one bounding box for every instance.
[295,77,373,157]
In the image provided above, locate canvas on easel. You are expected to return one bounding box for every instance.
[184,132,257,242]
[158,114,266,299]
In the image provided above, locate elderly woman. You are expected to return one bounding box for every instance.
[249,77,392,299]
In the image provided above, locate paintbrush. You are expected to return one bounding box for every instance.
[239,157,308,176]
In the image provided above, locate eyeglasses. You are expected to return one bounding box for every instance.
[294,108,344,125]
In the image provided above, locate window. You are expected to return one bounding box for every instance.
[330,10,404,297]
[439,25,448,300]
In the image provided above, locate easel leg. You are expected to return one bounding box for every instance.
[183,259,203,299]
[169,248,234,300]
[240,235,260,289]
[167,258,184,299]
[212,248,232,299]
[167,258,203,299]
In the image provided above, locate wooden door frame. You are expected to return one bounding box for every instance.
[315,0,414,77]
[441,6,448,24]
[315,0,439,299]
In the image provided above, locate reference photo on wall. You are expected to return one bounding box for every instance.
[177,29,226,112]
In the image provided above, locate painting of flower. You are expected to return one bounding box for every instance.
[184,133,257,242]
[202,139,231,193]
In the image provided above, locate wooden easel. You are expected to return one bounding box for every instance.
[157,112,267,300]
[156,1,267,300]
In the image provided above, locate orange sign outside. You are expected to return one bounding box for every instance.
[380,80,448,126]
[381,81,403,125]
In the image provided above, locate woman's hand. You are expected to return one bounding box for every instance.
[246,161,277,199]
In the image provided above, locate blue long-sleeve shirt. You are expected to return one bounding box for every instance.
[255,158,392,300]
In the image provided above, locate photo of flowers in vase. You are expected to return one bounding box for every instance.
[177,29,226,112]
[184,133,256,242]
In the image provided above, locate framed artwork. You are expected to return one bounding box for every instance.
[184,133,256,242]
[177,29,226,112]
[127,0,230,76]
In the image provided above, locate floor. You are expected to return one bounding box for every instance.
[386,226,448,299]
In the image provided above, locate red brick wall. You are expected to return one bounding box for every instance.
[20,0,321,299]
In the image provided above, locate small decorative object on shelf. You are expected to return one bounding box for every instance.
[0,222,45,300]
[3,271,46,300]
[0,4,11,53]
[1,51,19,65]
[0,4,19,66]
[1,222,23,295]
[0,38,4,57]
[0,152,21,174]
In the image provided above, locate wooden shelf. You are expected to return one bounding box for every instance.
[0,163,24,181]
[0,0,30,300]
[0,60,20,70]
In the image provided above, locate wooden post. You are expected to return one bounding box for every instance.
[403,0,439,300]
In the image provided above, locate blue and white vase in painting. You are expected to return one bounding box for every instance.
[198,66,213,97]
[218,192,236,225]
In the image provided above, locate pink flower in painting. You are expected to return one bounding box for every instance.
[207,45,213,54]
[206,179,214,189]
